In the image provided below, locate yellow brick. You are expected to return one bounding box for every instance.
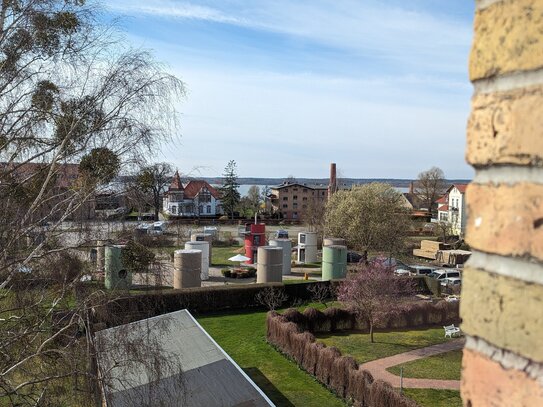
[462,348,543,406]
[466,183,543,261]
[460,267,543,362]
[470,0,543,81]
[467,85,543,166]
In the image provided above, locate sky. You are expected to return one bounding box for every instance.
[105,1,475,180]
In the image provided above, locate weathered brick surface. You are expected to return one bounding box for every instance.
[467,85,543,166]
[465,183,543,261]
[460,267,543,362]
[470,0,543,81]
[462,348,543,406]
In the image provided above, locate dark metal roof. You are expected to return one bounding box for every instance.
[95,309,274,407]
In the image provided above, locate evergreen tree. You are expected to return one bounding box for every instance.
[220,160,241,219]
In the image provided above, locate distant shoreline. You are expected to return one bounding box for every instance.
[201,177,471,188]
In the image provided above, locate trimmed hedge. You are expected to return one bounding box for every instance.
[266,302,460,407]
[90,280,344,328]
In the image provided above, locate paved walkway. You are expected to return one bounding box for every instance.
[359,338,465,390]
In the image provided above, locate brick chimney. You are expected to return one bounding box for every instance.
[328,163,337,198]
[409,181,414,195]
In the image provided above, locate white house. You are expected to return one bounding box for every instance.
[163,171,223,217]
[436,184,468,236]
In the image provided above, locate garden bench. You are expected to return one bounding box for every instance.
[444,324,461,338]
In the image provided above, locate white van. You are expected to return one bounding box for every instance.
[429,269,461,280]
[409,265,436,276]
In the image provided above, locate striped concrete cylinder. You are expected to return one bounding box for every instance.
[322,245,348,281]
[323,237,346,247]
[269,238,292,275]
[256,246,283,283]
[104,245,132,290]
[173,249,202,289]
[184,241,210,280]
[191,233,213,266]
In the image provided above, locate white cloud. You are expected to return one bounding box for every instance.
[109,0,471,75]
[161,67,472,178]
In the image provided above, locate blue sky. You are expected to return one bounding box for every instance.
[106,1,475,179]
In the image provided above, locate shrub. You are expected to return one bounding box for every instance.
[221,268,231,278]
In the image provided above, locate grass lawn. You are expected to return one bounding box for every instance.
[211,245,246,267]
[402,389,462,407]
[315,327,452,364]
[387,349,462,380]
[283,279,317,284]
[316,329,461,407]
[197,307,345,407]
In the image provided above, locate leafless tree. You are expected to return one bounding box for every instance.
[302,197,326,237]
[414,167,447,215]
[307,283,332,308]
[255,287,288,311]
[0,0,185,404]
[133,162,174,221]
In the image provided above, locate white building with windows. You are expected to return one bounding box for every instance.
[436,184,467,236]
[163,171,223,217]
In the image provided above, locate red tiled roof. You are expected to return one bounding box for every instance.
[436,195,448,204]
[169,170,184,190]
[446,184,468,194]
[183,180,221,199]
[455,184,468,193]
[439,204,449,211]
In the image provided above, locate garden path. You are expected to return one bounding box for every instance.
[359,338,465,390]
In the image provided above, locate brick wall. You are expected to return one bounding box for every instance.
[461,0,543,404]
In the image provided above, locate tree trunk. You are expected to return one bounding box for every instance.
[370,321,374,343]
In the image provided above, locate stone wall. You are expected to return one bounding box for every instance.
[461,0,543,404]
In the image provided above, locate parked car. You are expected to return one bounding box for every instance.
[394,268,413,276]
[409,265,436,276]
[429,270,461,280]
[441,277,462,287]
[276,229,289,239]
[347,251,363,263]
[369,257,408,269]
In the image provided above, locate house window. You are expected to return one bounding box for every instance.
[293,203,298,209]
[171,205,177,214]
[293,212,298,219]
[302,205,307,209]
[302,197,307,201]
[293,195,298,200]
[283,188,288,193]
[303,188,307,192]
[199,189,211,203]
[322,191,325,195]
[207,205,211,214]
[293,188,298,191]
[282,204,288,208]
[283,197,288,201]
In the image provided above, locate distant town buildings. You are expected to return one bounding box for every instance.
[436,184,467,236]
[268,182,328,220]
[163,171,223,217]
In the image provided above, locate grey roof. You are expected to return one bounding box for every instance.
[271,182,328,190]
[95,309,274,407]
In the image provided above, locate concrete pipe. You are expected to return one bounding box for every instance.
[256,246,283,283]
[184,241,210,280]
[173,249,202,289]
